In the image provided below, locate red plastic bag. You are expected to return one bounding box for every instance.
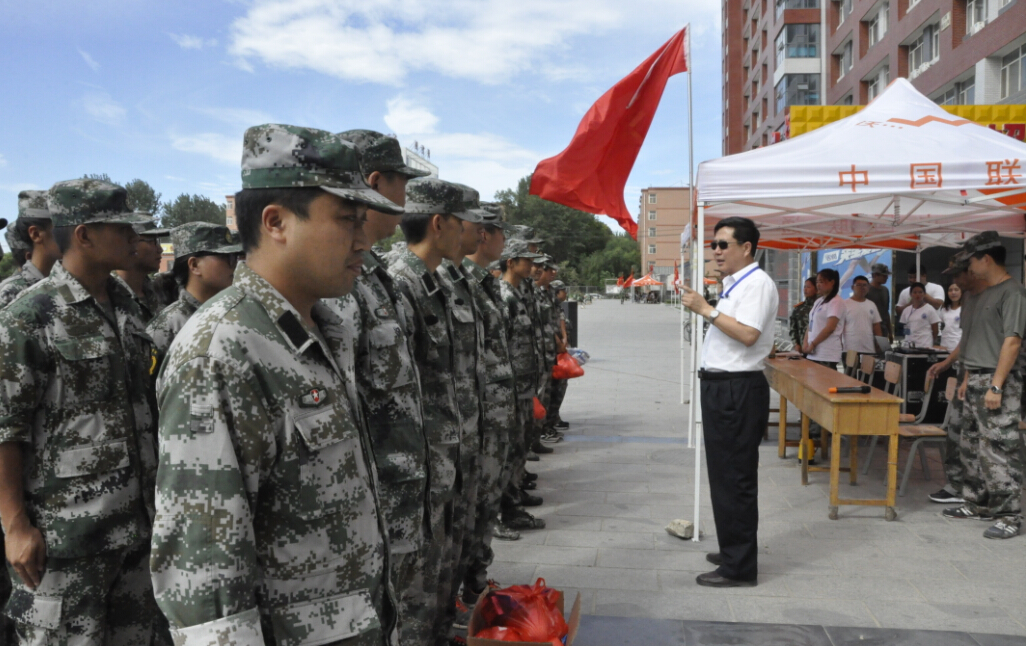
[551,353,584,380]
[474,578,568,646]
[533,397,547,420]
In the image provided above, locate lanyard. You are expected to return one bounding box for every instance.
[721,266,759,300]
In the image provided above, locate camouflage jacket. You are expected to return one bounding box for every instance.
[0,261,45,309]
[146,289,202,373]
[112,274,168,324]
[0,262,157,559]
[388,249,462,501]
[790,298,814,349]
[152,262,396,646]
[331,249,428,557]
[535,284,558,361]
[519,279,547,375]
[500,279,540,399]
[463,259,515,390]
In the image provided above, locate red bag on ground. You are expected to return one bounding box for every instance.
[474,578,569,646]
[551,352,584,380]
[533,397,547,420]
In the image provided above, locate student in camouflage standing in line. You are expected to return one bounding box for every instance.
[790,277,816,352]
[499,239,548,532]
[389,178,476,646]
[333,129,433,646]
[0,179,169,645]
[112,220,171,323]
[145,222,241,370]
[0,192,61,309]
[151,125,401,644]
[545,279,571,435]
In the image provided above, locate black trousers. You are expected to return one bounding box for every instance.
[700,372,769,581]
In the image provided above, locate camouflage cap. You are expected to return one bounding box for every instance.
[486,259,501,271]
[533,253,552,266]
[509,224,544,245]
[480,202,515,232]
[5,226,29,256]
[171,222,243,259]
[133,216,170,238]
[403,178,482,223]
[450,182,490,221]
[47,179,154,228]
[941,255,969,276]
[240,124,404,215]
[501,238,545,261]
[338,129,431,179]
[870,263,890,276]
[956,230,1002,260]
[18,190,51,220]
[551,280,567,291]
[543,258,559,271]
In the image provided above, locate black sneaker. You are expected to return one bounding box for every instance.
[492,523,521,541]
[532,441,554,454]
[942,505,993,521]
[526,451,540,462]
[520,492,543,507]
[521,480,537,490]
[928,488,964,504]
[555,421,570,430]
[983,517,1021,539]
[505,510,546,530]
[523,471,538,482]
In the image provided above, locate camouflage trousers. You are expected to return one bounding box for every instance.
[502,397,534,513]
[5,540,170,646]
[462,380,516,599]
[961,371,1025,518]
[532,370,553,445]
[401,496,451,646]
[943,383,966,494]
[545,377,568,429]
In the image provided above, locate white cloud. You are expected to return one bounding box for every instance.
[192,107,274,127]
[383,96,438,135]
[0,154,7,168]
[79,92,126,124]
[170,133,241,165]
[170,33,218,50]
[228,0,706,85]
[78,49,100,72]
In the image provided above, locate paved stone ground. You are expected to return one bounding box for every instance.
[489,299,1026,639]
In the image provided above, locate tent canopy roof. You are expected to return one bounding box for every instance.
[696,79,1026,251]
[632,274,664,285]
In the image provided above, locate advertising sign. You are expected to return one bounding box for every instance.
[816,248,892,298]
[788,105,1026,139]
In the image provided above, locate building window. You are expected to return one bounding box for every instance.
[966,0,986,34]
[908,0,920,10]
[775,24,820,66]
[907,24,939,78]
[837,40,853,79]
[840,93,854,105]
[935,77,975,104]
[648,245,657,254]
[776,74,821,113]
[648,210,657,220]
[776,0,819,18]
[867,66,890,101]
[1001,44,1026,99]
[866,3,889,47]
[648,227,657,237]
[226,217,234,225]
[648,193,657,204]
[837,0,853,25]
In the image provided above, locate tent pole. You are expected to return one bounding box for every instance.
[692,202,706,542]
[681,250,685,405]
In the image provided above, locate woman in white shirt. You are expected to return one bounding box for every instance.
[938,282,963,352]
[899,282,941,348]
[803,268,844,368]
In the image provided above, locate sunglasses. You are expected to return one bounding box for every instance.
[710,240,737,251]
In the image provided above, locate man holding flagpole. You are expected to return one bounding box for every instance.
[681,217,778,588]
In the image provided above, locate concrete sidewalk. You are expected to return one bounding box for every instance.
[489,299,1026,638]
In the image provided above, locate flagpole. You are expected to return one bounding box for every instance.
[692,202,705,542]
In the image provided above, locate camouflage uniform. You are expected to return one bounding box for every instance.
[0,191,51,309]
[145,222,242,370]
[111,273,167,324]
[0,180,166,645]
[546,280,570,429]
[151,124,403,645]
[329,248,430,645]
[790,298,814,350]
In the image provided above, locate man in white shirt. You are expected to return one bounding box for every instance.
[842,275,883,353]
[896,266,944,315]
[681,217,778,588]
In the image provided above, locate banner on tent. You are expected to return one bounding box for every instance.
[816,248,893,298]
[789,105,1026,139]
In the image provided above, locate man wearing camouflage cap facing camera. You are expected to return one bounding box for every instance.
[0,190,61,308]
[152,124,402,645]
[146,222,241,371]
[0,179,169,645]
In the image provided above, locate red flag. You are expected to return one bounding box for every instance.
[616,275,625,288]
[673,261,680,294]
[623,272,635,288]
[529,28,689,240]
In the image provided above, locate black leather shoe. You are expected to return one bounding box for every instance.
[526,452,540,462]
[523,471,538,482]
[521,480,537,490]
[705,553,722,565]
[695,571,756,588]
[520,492,543,507]
[532,441,554,454]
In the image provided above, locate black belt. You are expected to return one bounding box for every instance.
[965,368,995,375]
[699,369,763,381]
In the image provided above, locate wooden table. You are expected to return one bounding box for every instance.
[764,357,904,521]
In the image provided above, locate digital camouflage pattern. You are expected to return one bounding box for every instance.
[111,274,169,324]
[959,371,1024,518]
[4,226,31,262]
[146,290,202,372]
[152,262,397,646]
[170,222,242,258]
[0,262,45,309]
[790,298,814,349]
[133,219,170,238]
[241,124,404,215]
[45,179,153,228]
[18,190,51,221]
[339,130,431,179]
[403,179,481,222]
[500,278,540,485]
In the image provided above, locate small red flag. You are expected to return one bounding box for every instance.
[624,272,635,288]
[616,275,625,288]
[529,28,689,240]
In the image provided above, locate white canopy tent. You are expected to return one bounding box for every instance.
[685,79,1026,539]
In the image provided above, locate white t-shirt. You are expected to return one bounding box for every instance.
[899,303,942,348]
[939,306,963,352]
[702,262,779,372]
[807,296,845,362]
[842,298,882,353]
[896,282,945,308]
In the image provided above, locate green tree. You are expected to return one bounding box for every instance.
[577,234,641,288]
[0,253,17,281]
[376,227,405,253]
[123,179,162,214]
[160,194,226,228]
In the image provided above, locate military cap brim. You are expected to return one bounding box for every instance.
[321,186,405,215]
[393,164,432,179]
[139,227,171,237]
[86,212,155,226]
[941,260,968,275]
[503,249,545,261]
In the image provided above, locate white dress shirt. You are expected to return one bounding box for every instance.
[702,262,779,372]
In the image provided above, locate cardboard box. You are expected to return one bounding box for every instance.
[467,588,581,646]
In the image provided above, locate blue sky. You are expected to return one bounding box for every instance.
[0,0,723,244]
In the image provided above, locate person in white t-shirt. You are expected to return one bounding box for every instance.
[938,282,963,352]
[899,282,941,347]
[803,268,844,367]
[896,267,944,315]
[842,275,883,353]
